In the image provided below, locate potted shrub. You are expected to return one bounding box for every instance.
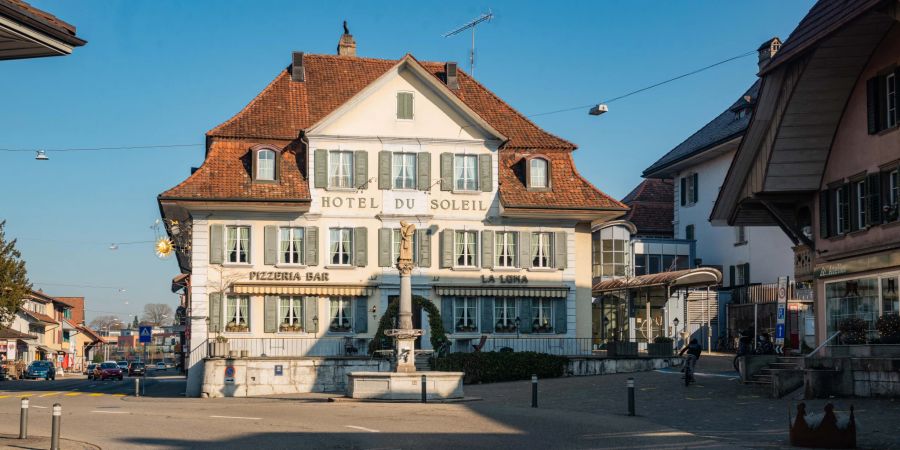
[607,339,638,357]
[838,318,868,345]
[647,336,674,356]
[209,335,229,357]
[876,314,900,344]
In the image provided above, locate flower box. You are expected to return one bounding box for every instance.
[607,341,638,357]
[647,342,673,357]
[279,324,303,332]
[225,324,249,332]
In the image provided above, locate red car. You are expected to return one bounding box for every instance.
[93,362,124,381]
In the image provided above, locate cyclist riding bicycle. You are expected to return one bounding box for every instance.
[679,338,702,382]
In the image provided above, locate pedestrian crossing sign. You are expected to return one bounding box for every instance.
[139,326,152,343]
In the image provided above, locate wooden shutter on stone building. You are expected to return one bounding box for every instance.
[519,232,531,269]
[440,229,454,268]
[378,151,391,190]
[417,152,431,191]
[555,299,567,334]
[354,298,368,333]
[209,225,224,264]
[378,228,392,267]
[479,154,492,192]
[481,230,494,269]
[303,297,318,333]
[819,191,830,239]
[867,173,882,226]
[554,232,567,270]
[305,227,318,266]
[314,149,327,188]
[481,298,493,333]
[264,296,278,333]
[416,229,431,268]
[354,228,368,267]
[208,293,222,333]
[264,225,277,265]
[441,297,454,332]
[440,153,453,191]
[354,150,368,189]
[517,298,532,333]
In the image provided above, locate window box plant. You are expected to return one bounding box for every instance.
[225,323,249,332]
[280,323,303,332]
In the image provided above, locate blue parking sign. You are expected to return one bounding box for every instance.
[775,323,785,340]
[139,326,152,343]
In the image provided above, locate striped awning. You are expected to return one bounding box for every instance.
[231,283,375,296]
[435,285,569,298]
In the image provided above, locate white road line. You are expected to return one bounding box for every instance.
[345,425,380,433]
[92,410,128,414]
[31,405,48,409]
[210,415,261,420]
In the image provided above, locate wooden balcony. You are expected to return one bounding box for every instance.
[793,244,813,281]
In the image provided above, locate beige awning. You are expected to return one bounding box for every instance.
[592,268,722,295]
[435,285,569,298]
[232,283,375,296]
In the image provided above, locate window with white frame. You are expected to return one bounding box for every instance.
[257,149,275,180]
[392,153,417,189]
[329,228,352,265]
[529,158,548,188]
[495,232,517,268]
[391,228,417,263]
[494,298,517,333]
[225,296,250,332]
[454,230,478,267]
[531,232,553,268]
[836,186,850,234]
[856,180,867,230]
[328,151,354,188]
[887,73,897,129]
[453,297,478,332]
[279,227,304,264]
[329,298,353,332]
[397,92,414,120]
[225,226,250,264]
[279,296,303,332]
[531,299,554,333]
[454,154,478,191]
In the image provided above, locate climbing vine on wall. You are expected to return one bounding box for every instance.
[368,295,448,354]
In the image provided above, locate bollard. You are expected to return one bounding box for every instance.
[135,378,140,397]
[627,378,635,416]
[421,374,427,403]
[51,403,61,450]
[19,398,28,439]
[531,374,538,408]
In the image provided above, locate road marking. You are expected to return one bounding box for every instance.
[16,393,34,398]
[210,415,262,420]
[64,392,81,397]
[88,393,104,397]
[39,392,61,397]
[92,410,128,414]
[345,425,380,433]
[31,405,48,409]
[0,395,8,399]
[111,394,126,397]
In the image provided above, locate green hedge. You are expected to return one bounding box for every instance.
[432,351,568,384]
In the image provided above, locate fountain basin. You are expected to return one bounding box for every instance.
[347,371,464,400]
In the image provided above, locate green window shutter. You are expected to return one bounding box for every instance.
[264,296,278,333]
[354,150,368,189]
[305,226,318,266]
[303,297,318,333]
[692,173,699,204]
[397,92,413,119]
[378,228,392,267]
[742,264,751,286]
[554,299,567,334]
[354,297,368,333]
[478,154,492,192]
[416,229,431,268]
[554,231,567,270]
[354,227,368,267]
[867,173,882,226]
[441,297,454,332]
[417,152,431,191]
[517,299,532,333]
[440,229,454,268]
[209,225,224,264]
[850,184,860,232]
[519,231,531,269]
[819,191,830,238]
[208,293,222,333]
[378,151,391,190]
[314,149,328,189]
[264,225,277,265]
[481,298,493,333]
[729,265,736,288]
[867,77,879,134]
[680,177,687,206]
[481,230,494,269]
[440,153,453,191]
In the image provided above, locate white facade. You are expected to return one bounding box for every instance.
[177,60,597,396]
[672,147,794,287]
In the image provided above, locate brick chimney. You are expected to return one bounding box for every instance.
[757,37,781,71]
[337,20,356,57]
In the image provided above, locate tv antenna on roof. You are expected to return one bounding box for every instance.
[443,10,493,78]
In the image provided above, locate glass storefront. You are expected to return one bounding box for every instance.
[825,274,900,338]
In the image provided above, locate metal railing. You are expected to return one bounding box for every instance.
[730,281,814,304]
[216,337,374,358]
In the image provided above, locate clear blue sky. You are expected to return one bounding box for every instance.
[0,0,815,323]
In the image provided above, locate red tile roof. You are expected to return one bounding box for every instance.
[621,179,674,238]
[0,0,86,45]
[162,53,621,211]
[22,308,56,324]
[0,327,37,340]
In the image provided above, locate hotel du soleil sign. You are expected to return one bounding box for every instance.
[320,191,488,215]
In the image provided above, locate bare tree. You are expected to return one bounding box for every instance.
[88,315,122,331]
[141,303,174,326]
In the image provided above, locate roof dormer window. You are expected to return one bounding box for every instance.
[525,156,550,191]
[250,145,280,182]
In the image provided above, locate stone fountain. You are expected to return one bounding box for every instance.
[347,221,464,400]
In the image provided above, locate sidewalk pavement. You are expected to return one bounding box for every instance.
[0,434,99,450]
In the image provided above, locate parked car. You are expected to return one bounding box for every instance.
[155,362,166,371]
[116,360,129,371]
[128,362,146,376]
[24,361,55,380]
[86,363,97,380]
[93,362,123,381]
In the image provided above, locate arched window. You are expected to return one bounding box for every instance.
[256,148,276,181]
[529,157,549,189]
